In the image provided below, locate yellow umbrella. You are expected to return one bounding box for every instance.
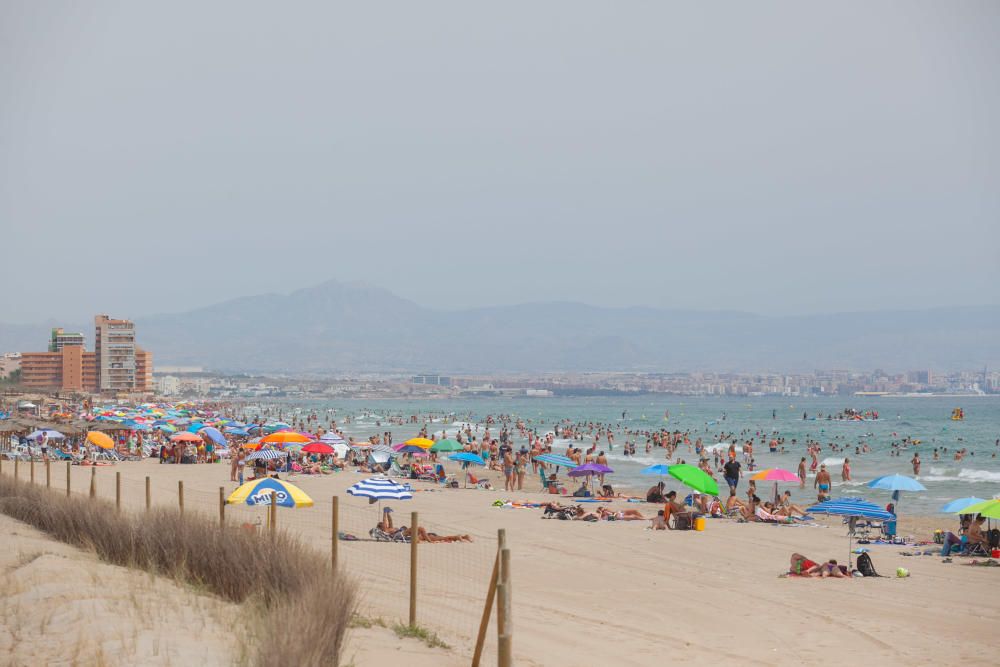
[405,437,434,449]
[86,431,114,449]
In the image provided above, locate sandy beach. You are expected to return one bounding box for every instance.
[9,458,991,666]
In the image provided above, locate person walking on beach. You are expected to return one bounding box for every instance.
[797,457,807,488]
[723,454,741,494]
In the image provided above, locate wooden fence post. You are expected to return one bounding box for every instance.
[178,480,184,515]
[115,472,121,512]
[89,466,96,499]
[66,461,71,497]
[145,476,151,511]
[269,491,277,537]
[30,459,35,484]
[498,536,512,667]
[46,460,50,488]
[14,458,18,481]
[472,529,504,667]
[219,487,225,528]
[331,496,339,569]
[409,511,419,626]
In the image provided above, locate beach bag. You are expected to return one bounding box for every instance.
[857,552,881,577]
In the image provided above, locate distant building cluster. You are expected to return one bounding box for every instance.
[16,316,152,394]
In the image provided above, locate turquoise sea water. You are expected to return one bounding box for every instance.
[257,396,1000,515]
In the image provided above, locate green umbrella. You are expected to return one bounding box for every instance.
[956,498,1000,519]
[430,438,463,452]
[668,464,720,496]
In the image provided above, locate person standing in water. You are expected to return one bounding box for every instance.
[842,458,851,482]
[911,452,921,475]
[797,457,807,488]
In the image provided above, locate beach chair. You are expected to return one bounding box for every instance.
[369,526,409,543]
[965,540,990,557]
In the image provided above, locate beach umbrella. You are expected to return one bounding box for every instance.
[86,431,115,449]
[449,452,486,487]
[404,437,435,449]
[751,468,800,504]
[28,429,65,440]
[866,474,926,514]
[806,498,895,567]
[396,445,429,456]
[224,427,250,436]
[955,499,1000,520]
[430,438,463,452]
[320,432,346,444]
[641,464,671,475]
[247,449,284,461]
[260,431,310,445]
[199,426,226,446]
[867,474,926,493]
[347,477,413,510]
[302,442,334,455]
[449,452,486,465]
[170,432,203,443]
[568,463,613,477]
[227,477,313,508]
[668,464,720,497]
[940,497,987,514]
[533,453,578,469]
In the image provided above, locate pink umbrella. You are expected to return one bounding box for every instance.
[750,468,800,504]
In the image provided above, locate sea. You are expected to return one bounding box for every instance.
[253,395,1000,515]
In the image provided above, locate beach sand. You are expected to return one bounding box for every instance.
[21,460,1000,666]
[0,514,240,666]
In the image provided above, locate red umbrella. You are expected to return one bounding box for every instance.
[170,432,203,443]
[302,442,334,455]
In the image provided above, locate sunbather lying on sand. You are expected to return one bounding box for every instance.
[596,506,646,521]
[789,553,848,577]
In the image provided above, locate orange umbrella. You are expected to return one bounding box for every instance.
[170,432,203,443]
[260,431,310,445]
[86,431,114,449]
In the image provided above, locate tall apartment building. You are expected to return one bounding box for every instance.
[95,314,137,392]
[19,315,152,393]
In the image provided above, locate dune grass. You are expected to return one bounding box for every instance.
[0,474,356,666]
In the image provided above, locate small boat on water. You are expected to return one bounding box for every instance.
[951,407,964,421]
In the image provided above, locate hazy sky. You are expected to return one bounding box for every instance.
[2,2,998,324]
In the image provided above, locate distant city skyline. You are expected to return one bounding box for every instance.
[2,3,999,323]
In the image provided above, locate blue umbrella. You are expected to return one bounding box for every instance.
[534,453,578,469]
[449,452,486,465]
[641,464,671,475]
[867,474,926,516]
[940,497,986,514]
[224,427,250,436]
[867,474,926,493]
[199,426,226,446]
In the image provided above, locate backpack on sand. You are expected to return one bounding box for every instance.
[856,552,881,577]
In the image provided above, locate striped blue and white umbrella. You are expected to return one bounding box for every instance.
[533,453,578,468]
[347,477,413,501]
[806,498,894,520]
[320,432,346,444]
[247,449,285,461]
[806,498,895,568]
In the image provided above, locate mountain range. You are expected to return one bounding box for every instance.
[2,280,999,373]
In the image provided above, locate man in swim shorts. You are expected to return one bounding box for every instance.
[814,464,831,501]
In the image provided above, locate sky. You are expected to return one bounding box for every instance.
[2,2,999,324]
